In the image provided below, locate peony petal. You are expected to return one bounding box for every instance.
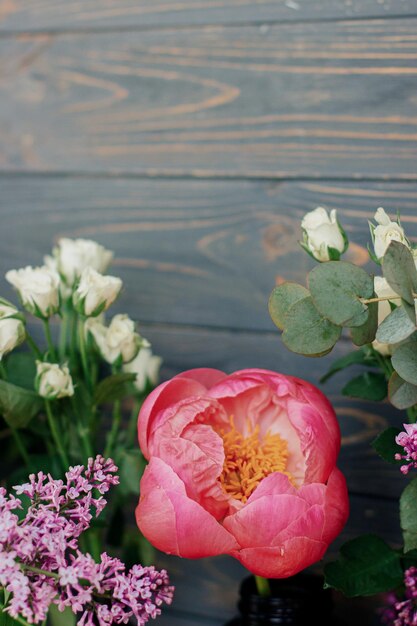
[322,467,349,544]
[175,368,228,390]
[138,377,210,458]
[136,457,239,558]
[154,423,229,519]
[234,537,327,578]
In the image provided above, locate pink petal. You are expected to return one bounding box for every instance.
[136,457,239,558]
[233,537,327,578]
[322,467,349,544]
[175,368,228,390]
[138,377,210,458]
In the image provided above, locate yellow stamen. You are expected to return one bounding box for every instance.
[218,416,292,503]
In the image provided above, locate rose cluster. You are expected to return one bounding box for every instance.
[0,455,174,625]
[2,237,161,395]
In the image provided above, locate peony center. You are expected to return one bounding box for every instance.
[218,416,292,503]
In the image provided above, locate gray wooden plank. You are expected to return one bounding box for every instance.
[0,177,416,332]
[2,19,417,177]
[0,0,415,32]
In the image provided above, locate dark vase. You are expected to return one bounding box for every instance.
[225,572,343,625]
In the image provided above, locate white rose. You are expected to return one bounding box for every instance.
[372,276,400,356]
[35,361,74,399]
[73,267,122,317]
[6,266,60,318]
[372,207,409,260]
[52,238,113,286]
[123,346,162,393]
[87,314,149,364]
[0,317,25,360]
[301,207,346,262]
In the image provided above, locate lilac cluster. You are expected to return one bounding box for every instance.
[382,567,417,626]
[395,424,417,474]
[0,455,173,625]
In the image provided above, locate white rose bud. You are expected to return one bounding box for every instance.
[52,238,113,287]
[0,302,25,360]
[73,267,122,317]
[372,276,399,356]
[301,207,346,262]
[6,266,60,318]
[123,346,162,393]
[87,314,149,364]
[35,361,74,399]
[371,207,409,260]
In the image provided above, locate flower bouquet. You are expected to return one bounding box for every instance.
[0,238,173,626]
[268,207,417,622]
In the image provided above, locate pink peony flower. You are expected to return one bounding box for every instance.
[136,368,349,579]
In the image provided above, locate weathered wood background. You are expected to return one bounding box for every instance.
[1,1,417,624]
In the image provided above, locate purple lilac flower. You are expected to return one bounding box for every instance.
[395,424,417,474]
[381,567,417,626]
[0,455,174,625]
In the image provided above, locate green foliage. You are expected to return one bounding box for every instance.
[320,348,374,383]
[400,478,417,552]
[4,353,36,390]
[324,535,404,597]
[268,283,309,331]
[388,372,417,410]
[48,605,76,626]
[371,427,403,465]
[375,306,416,345]
[392,341,417,386]
[308,261,373,327]
[282,296,341,356]
[94,373,137,405]
[118,449,146,496]
[342,372,387,402]
[0,379,42,428]
[350,301,378,346]
[382,241,417,312]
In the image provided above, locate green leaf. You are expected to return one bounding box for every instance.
[371,427,403,465]
[402,298,417,324]
[342,372,387,401]
[94,373,136,405]
[324,534,403,597]
[375,306,416,344]
[392,341,417,386]
[350,301,378,346]
[382,241,417,308]
[401,478,417,551]
[118,448,146,496]
[0,379,43,428]
[48,605,76,626]
[282,296,341,356]
[388,371,417,410]
[0,611,23,626]
[309,261,373,327]
[320,348,373,384]
[4,352,36,390]
[268,283,309,331]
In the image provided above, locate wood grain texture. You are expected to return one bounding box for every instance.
[1,18,417,177]
[0,0,415,32]
[1,177,416,331]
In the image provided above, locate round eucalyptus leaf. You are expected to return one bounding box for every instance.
[308,261,373,327]
[268,282,309,331]
[388,371,417,410]
[391,341,417,386]
[376,306,416,344]
[382,241,417,306]
[350,301,378,346]
[282,296,341,356]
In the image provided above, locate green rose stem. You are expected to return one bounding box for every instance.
[104,363,123,459]
[42,319,57,361]
[78,318,92,392]
[126,397,144,448]
[0,361,32,471]
[25,332,42,359]
[44,400,69,470]
[59,303,71,360]
[255,575,271,597]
